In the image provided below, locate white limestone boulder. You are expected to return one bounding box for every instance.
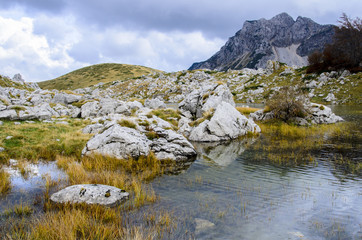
[144,98,166,109]
[50,184,129,207]
[82,124,151,159]
[189,102,260,142]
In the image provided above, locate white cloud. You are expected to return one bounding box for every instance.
[0,7,224,81]
[0,15,83,81]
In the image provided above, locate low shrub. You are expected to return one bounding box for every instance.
[265,86,309,122]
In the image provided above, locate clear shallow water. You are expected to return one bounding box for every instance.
[150,149,361,239]
[147,105,362,240]
[0,161,66,210]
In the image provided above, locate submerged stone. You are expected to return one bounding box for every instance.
[50,184,129,207]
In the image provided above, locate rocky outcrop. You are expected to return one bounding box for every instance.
[189,13,334,71]
[178,83,235,119]
[82,118,197,162]
[188,102,260,142]
[50,184,129,207]
[250,103,344,125]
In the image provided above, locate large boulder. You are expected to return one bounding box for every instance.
[50,184,129,207]
[82,124,150,159]
[97,98,118,117]
[189,102,260,142]
[81,101,100,118]
[51,93,82,105]
[0,109,17,120]
[179,83,234,119]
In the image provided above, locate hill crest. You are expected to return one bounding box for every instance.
[38,63,161,90]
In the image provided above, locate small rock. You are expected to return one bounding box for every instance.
[144,98,166,109]
[324,93,336,102]
[6,136,13,140]
[0,121,3,125]
[50,184,129,207]
[0,147,5,152]
[14,122,21,125]
[195,218,215,233]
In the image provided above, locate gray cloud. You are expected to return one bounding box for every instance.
[0,0,66,13]
[0,0,361,81]
[4,0,360,38]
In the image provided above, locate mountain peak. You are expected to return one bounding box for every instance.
[189,13,334,71]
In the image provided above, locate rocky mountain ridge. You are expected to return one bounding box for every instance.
[189,13,334,71]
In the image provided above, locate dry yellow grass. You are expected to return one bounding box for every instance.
[236,107,261,116]
[0,169,11,193]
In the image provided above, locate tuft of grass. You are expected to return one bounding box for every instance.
[117,119,137,129]
[145,131,160,140]
[10,106,26,113]
[3,203,33,217]
[236,107,261,116]
[150,109,181,127]
[189,108,214,127]
[0,169,11,193]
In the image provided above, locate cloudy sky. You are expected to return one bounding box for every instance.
[0,0,360,82]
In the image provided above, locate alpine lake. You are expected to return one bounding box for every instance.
[0,105,361,240]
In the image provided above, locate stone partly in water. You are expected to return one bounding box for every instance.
[82,121,197,162]
[195,218,215,234]
[50,184,129,207]
[188,102,261,142]
[250,102,344,125]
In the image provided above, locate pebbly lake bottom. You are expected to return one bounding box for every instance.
[0,106,361,239]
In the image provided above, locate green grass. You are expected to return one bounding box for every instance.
[38,63,162,90]
[0,120,91,162]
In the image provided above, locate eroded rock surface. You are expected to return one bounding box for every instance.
[50,184,129,207]
[188,102,260,142]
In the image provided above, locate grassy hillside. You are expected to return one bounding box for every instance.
[38,63,162,90]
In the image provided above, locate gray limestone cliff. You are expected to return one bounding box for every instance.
[189,13,334,71]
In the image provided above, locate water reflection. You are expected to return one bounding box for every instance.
[193,138,257,167]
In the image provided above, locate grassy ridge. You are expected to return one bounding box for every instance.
[38,63,162,90]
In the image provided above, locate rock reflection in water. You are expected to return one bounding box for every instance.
[193,137,257,167]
